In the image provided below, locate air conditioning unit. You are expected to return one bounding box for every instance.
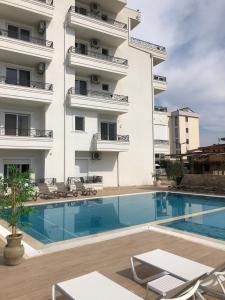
[37,62,46,75]
[90,2,100,14]
[90,38,100,49]
[38,21,46,34]
[92,152,102,160]
[91,75,100,84]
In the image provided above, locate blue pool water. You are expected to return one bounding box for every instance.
[162,210,225,242]
[14,192,225,244]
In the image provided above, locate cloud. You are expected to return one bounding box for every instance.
[128,0,225,145]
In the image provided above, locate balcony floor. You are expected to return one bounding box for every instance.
[0,187,224,300]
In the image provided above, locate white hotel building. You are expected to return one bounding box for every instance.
[0,0,166,187]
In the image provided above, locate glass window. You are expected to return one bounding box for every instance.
[186,128,189,133]
[20,29,30,41]
[102,48,109,56]
[4,164,29,177]
[100,122,117,141]
[175,117,178,126]
[185,116,189,122]
[186,139,189,144]
[19,70,30,87]
[6,68,17,85]
[75,116,85,131]
[5,114,29,136]
[8,25,18,39]
[75,80,87,95]
[102,84,109,91]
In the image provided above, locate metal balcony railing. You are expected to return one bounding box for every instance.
[0,28,53,48]
[154,139,169,145]
[0,128,53,138]
[0,76,53,91]
[94,133,130,143]
[36,0,54,5]
[68,46,128,66]
[130,37,166,53]
[69,6,127,30]
[68,88,129,103]
[154,75,167,82]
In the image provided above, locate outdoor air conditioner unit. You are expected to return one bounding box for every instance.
[38,21,46,34]
[90,39,100,49]
[92,152,102,160]
[91,75,100,84]
[37,62,46,75]
[90,2,100,14]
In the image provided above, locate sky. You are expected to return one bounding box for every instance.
[128,0,225,146]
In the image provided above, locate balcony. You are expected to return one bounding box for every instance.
[0,0,54,22]
[67,6,128,47]
[68,88,129,114]
[130,37,167,66]
[0,29,54,65]
[153,75,167,95]
[0,128,53,150]
[68,47,128,80]
[0,76,53,105]
[93,133,129,152]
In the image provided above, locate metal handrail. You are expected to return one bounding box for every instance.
[68,88,129,103]
[0,128,53,138]
[153,75,167,82]
[94,133,130,142]
[68,46,128,66]
[0,28,53,48]
[130,37,166,53]
[36,0,54,5]
[69,6,127,30]
[0,76,53,91]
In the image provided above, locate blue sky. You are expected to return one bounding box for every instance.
[128,0,225,146]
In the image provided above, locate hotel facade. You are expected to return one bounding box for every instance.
[0,0,166,187]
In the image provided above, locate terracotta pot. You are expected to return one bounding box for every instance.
[3,234,24,266]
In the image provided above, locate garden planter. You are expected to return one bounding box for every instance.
[3,234,24,266]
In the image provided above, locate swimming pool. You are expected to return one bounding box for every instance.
[11,192,225,244]
[162,209,225,242]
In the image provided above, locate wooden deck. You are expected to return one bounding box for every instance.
[0,230,225,300]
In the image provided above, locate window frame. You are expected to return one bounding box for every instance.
[75,116,85,132]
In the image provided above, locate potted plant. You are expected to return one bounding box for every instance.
[0,166,35,266]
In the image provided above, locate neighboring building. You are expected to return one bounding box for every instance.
[170,107,200,155]
[154,106,170,163]
[0,0,167,186]
[153,106,200,162]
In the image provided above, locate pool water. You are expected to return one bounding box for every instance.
[13,192,225,244]
[162,209,225,242]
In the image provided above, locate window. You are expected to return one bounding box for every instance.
[75,80,87,95]
[102,48,109,56]
[75,42,87,55]
[6,68,30,87]
[8,25,30,41]
[5,113,30,136]
[102,84,109,91]
[185,116,189,122]
[186,139,189,144]
[186,128,189,133]
[175,117,178,126]
[4,164,30,177]
[175,128,179,138]
[75,116,85,131]
[100,122,117,141]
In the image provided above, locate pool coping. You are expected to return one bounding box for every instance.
[1,190,225,258]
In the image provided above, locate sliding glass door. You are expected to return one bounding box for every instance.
[100,122,117,141]
[5,114,30,136]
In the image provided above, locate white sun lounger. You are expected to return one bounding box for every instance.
[52,271,143,300]
[52,271,202,300]
[131,249,213,284]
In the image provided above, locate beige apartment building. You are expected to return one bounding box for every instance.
[154,107,200,162]
[0,0,167,186]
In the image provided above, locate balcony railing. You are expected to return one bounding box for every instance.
[69,6,127,30]
[154,75,167,82]
[68,88,129,103]
[68,47,128,66]
[36,0,54,5]
[0,128,53,138]
[0,28,53,48]
[0,76,53,91]
[154,140,169,145]
[130,37,166,53]
[94,133,129,142]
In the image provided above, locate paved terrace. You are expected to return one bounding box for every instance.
[0,230,225,300]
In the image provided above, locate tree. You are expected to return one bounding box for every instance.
[0,166,35,237]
